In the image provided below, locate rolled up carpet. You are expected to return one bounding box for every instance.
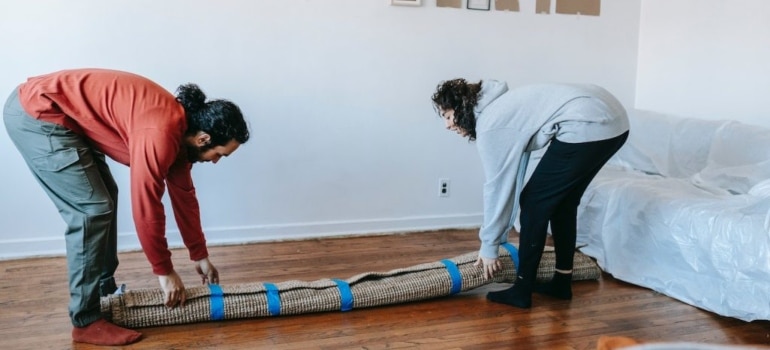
[101,243,600,328]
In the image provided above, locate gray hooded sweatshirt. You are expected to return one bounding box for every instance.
[475,80,629,259]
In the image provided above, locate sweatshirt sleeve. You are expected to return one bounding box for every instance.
[166,161,209,263]
[129,129,178,275]
[476,128,529,259]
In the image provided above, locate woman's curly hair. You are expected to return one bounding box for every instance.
[431,78,482,141]
[176,83,250,146]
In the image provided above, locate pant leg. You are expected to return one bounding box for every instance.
[549,132,628,270]
[549,190,583,271]
[4,88,117,327]
[94,151,120,297]
[517,132,628,282]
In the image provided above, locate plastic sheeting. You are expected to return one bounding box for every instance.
[576,109,770,322]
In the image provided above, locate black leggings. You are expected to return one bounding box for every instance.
[517,131,628,283]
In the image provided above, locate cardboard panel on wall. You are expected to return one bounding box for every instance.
[536,0,550,14]
[437,0,461,8]
[555,0,600,16]
[495,0,519,12]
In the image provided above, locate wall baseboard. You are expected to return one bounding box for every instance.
[0,214,482,260]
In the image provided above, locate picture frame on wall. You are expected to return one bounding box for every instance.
[391,0,422,6]
[467,0,491,10]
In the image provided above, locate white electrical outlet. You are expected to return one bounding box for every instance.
[438,178,450,197]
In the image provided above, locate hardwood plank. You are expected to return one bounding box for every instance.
[0,229,767,350]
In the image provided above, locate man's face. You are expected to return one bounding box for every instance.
[186,138,241,163]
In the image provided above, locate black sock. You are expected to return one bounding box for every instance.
[486,277,532,309]
[533,271,572,300]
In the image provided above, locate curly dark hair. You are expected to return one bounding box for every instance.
[176,83,250,146]
[431,78,482,140]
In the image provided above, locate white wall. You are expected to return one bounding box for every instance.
[636,0,770,128]
[0,0,642,259]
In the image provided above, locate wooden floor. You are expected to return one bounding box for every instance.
[0,229,768,350]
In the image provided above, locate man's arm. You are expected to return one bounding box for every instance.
[166,161,209,262]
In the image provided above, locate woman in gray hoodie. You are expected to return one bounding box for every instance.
[431,78,629,308]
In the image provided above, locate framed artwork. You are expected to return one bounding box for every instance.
[391,0,422,6]
[467,0,491,10]
[437,0,461,7]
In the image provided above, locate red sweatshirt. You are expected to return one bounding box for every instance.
[18,68,208,275]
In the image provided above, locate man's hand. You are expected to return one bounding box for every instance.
[158,271,186,308]
[195,257,219,285]
[474,256,502,280]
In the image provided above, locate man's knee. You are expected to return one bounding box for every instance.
[80,198,116,218]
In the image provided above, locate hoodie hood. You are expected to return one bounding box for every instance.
[474,79,509,115]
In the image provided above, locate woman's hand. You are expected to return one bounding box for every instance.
[158,271,186,308]
[474,256,503,280]
[195,257,220,285]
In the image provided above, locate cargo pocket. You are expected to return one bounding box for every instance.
[31,148,95,200]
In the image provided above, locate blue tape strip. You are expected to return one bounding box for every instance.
[264,283,281,316]
[332,279,354,312]
[502,242,520,269]
[441,259,462,295]
[208,284,225,321]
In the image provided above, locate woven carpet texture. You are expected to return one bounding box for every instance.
[101,244,600,328]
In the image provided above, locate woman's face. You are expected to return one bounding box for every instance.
[440,108,468,137]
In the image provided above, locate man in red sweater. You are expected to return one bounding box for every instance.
[3,68,250,346]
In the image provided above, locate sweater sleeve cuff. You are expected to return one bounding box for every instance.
[479,243,500,259]
[189,249,208,262]
[152,260,174,276]
[186,240,209,262]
